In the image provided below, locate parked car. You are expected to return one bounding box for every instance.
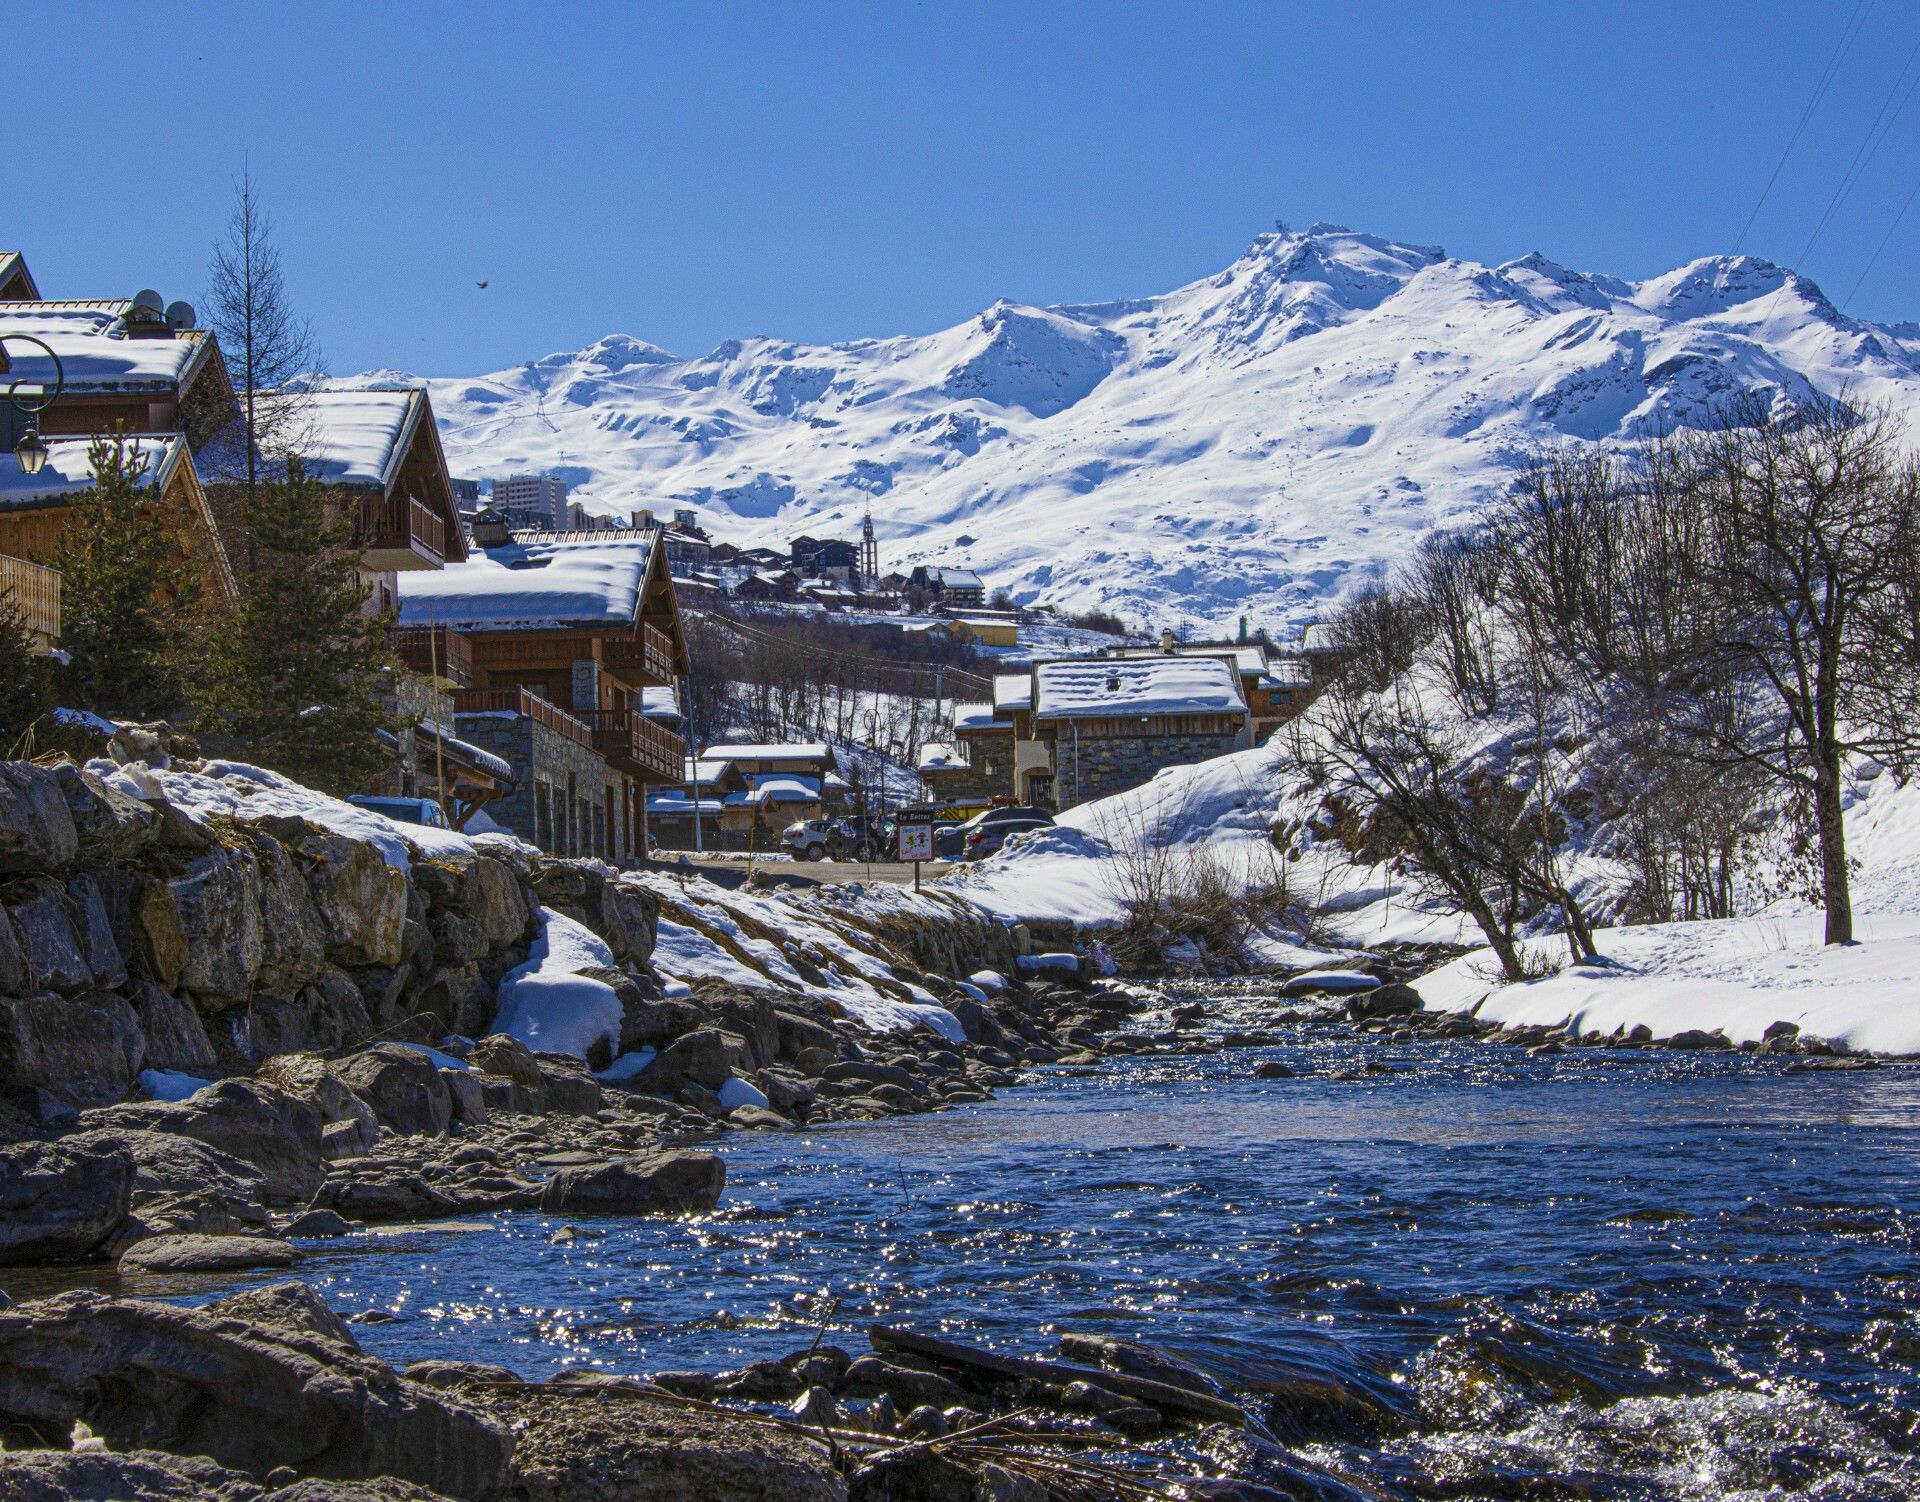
[933,822,968,861]
[782,818,836,861]
[832,814,884,862]
[346,795,449,830]
[960,805,1056,861]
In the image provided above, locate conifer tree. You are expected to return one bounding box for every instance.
[196,457,394,792]
[51,434,200,719]
[0,588,52,750]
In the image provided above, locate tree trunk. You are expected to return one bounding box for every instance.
[1814,751,1853,944]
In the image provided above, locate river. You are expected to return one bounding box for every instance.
[148,986,1920,1498]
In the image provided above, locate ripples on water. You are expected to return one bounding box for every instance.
[179,986,1920,1499]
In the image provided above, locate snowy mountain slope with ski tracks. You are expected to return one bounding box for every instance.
[370,224,1920,631]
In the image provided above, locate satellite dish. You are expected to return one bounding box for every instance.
[131,288,165,315]
[165,300,196,330]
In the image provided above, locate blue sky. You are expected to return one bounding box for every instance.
[19,2,1920,374]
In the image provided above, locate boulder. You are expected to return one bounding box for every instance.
[64,873,126,989]
[637,1028,732,1095]
[0,1448,262,1501]
[83,1079,325,1202]
[0,1285,512,1494]
[409,962,492,1038]
[534,1051,603,1115]
[528,865,657,967]
[0,1138,134,1265]
[0,763,78,874]
[244,830,328,995]
[470,1031,543,1088]
[273,824,407,969]
[331,1045,452,1138]
[7,880,93,994]
[128,978,217,1075]
[1347,982,1422,1021]
[132,878,189,990]
[442,1067,487,1125]
[419,853,529,964]
[0,990,144,1112]
[506,1387,842,1502]
[54,761,159,864]
[119,1233,301,1274]
[0,907,22,994]
[539,1151,725,1216]
[168,845,264,1008]
[80,1128,272,1249]
[258,1052,381,1157]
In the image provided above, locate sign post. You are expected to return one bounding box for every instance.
[897,822,933,893]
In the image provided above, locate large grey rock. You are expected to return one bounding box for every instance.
[508,1388,843,1502]
[270,823,406,969]
[119,1233,301,1274]
[7,879,92,994]
[258,1051,380,1156]
[0,1448,263,1501]
[127,978,217,1074]
[74,1127,271,1250]
[65,873,126,989]
[637,1028,732,1094]
[132,877,189,990]
[0,1285,512,1494]
[168,845,263,1008]
[534,1051,602,1115]
[418,853,529,964]
[0,763,78,874]
[243,829,327,995]
[0,1138,133,1265]
[53,760,158,864]
[540,1151,725,1216]
[331,1044,452,1138]
[83,1079,325,1203]
[529,863,657,966]
[0,991,144,1112]
[1347,982,1421,1020]
[0,906,22,995]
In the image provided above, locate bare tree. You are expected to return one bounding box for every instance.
[1689,395,1920,944]
[206,168,323,519]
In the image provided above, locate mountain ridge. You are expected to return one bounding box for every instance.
[366,225,1920,630]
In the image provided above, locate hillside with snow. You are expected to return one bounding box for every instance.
[382,224,1920,631]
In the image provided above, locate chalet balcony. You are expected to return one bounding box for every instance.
[603,622,676,685]
[577,707,686,782]
[0,555,60,654]
[449,687,596,752]
[389,624,472,686]
[359,492,447,571]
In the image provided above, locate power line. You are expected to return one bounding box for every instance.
[1732,0,1873,253]
[1846,172,1920,305]
[1796,32,1920,266]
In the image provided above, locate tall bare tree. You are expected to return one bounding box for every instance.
[205,168,322,524]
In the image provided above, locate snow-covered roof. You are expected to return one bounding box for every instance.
[0,304,209,392]
[640,684,680,721]
[647,792,722,814]
[0,433,183,507]
[685,755,732,786]
[414,719,515,782]
[395,530,657,630]
[705,742,833,764]
[992,673,1032,711]
[951,701,998,731]
[258,388,425,492]
[921,566,984,589]
[1033,655,1246,721]
[746,774,823,803]
[918,742,965,771]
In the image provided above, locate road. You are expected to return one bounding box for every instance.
[644,853,956,889]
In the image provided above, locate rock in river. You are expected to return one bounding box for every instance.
[118,1233,302,1274]
[540,1151,725,1216]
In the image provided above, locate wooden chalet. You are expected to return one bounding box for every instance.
[0,252,40,301]
[0,433,238,609]
[393,526,691,862]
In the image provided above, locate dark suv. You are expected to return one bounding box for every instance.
[959,805,1055,861]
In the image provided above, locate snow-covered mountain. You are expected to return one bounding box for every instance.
[378,224,1920,631]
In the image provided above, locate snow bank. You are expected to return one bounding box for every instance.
[138,1068,211,1102]
[490,908,624,1060]
[1419,911,1920,1055]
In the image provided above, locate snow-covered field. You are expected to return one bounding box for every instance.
[369,224,1920,633]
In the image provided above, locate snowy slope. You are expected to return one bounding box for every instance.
[374,224,1920,632]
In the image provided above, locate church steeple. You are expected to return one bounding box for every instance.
[860,505,878,584]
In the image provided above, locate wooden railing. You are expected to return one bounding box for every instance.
[358,490,446,564]
[0,555,59,650]
[576,707,686,780]
[389,624,472,685]
[450,686,595,751]
[605,622,676,683]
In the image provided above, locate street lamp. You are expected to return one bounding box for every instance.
[2,333,64,477]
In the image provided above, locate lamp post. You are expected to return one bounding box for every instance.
[2,334,64,476]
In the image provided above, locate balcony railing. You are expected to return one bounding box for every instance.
[389,624,472,686]
[450,687,595,751]
[604,621,676,684]
[576,707,686,781]
[0,555,59,652]
[359,491,446,566]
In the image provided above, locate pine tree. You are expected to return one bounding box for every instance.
[0,588,52,750]
[197,457,395,792]
[51,434,200,719]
